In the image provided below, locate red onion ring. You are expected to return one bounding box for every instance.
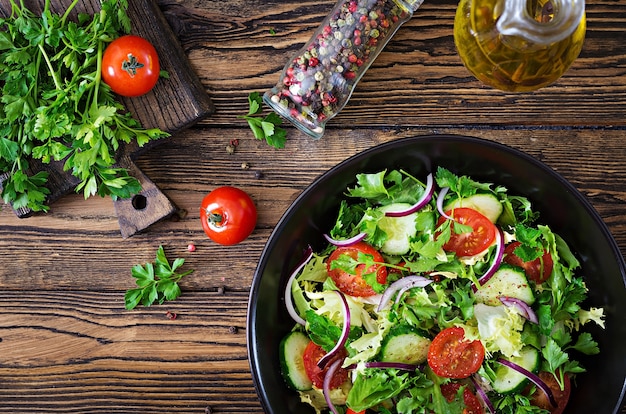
[499,296,539,324]
[284,246,314,326]
[322,359,343,414]
[473,227,505,291]
[436,187,455,221]
[470,375,495,414]
[323,232,367,247]
[496,359,558,408]
[318,290,351,369]
[384,173,434,217]
[377,275,433,311]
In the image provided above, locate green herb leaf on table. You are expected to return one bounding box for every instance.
[239,92,287,149]
[0,0,169,213]
[124,246,193,310]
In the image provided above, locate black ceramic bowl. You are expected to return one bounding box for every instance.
[247,135,626,414]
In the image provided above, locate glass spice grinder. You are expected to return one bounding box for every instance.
[264,0,424,139]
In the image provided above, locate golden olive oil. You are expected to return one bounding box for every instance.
[454,0,586,92]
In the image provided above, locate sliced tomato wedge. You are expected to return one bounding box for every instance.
[503,241,554,283]
[440,382,483,414]
[326,242,388,297]
[427,327,485,379]
[302,341,348,389]
[437,208,497,257]
[528,371,571,414]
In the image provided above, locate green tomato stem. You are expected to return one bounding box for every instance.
[209,213,224,225]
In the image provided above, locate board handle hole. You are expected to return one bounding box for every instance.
[132,194,147,210]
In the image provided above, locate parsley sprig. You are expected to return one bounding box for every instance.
[239,92,287,149]
[0,0,169,212]
[124,246,193,310]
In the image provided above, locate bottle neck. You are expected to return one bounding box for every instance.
[496,0,585,45]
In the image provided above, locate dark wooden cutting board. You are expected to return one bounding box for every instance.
[0,0,214,237]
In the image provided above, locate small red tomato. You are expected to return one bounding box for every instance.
[437,208,497,257]
[503,241,554,284]
[326,242,388,297]
[302,341,349,389]
[528,371,571,414]
[440,382,483,414]
[102,35,160,97]
[427,326,485,379]
[200,186,257,245]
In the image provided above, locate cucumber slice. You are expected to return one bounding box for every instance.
[377,203,418,255]
[492,346,540,394]
[474,265,535,306]
[444,193,503,223]
[279,331,313,391]
[380,325,431,364]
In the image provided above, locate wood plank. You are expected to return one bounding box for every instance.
[0,290,263,413]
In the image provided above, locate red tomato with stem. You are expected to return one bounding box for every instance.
[440,382,483,414]
[302,341,349,389]
[327,242,388,297]
[102,35,160,97]
[200,186,257,245]
[437,208,496,257]
[503,241,554,284]
[528,371,571,414]
[427,327,485,379]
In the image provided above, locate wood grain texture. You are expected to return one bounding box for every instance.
[0,0,625,412]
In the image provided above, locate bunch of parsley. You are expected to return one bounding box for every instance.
[0,0,168,212]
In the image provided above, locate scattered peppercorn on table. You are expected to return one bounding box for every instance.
[0,0,625,413]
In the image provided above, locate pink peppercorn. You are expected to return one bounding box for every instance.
[309,57,319,67]
[348,54,358,63]
[187,243,196,252]
[344,71,356,80]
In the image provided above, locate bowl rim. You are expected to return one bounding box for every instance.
[246,134,626,414]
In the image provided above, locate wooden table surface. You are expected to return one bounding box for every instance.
[1,0,625,412]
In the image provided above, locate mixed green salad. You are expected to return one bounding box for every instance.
[279,167,605,414]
